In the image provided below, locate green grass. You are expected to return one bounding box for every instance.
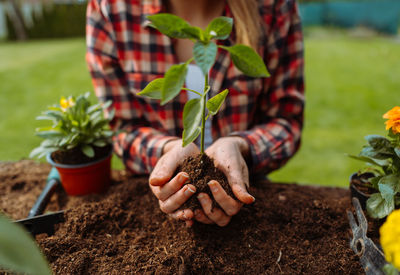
[270,30,400,186]
[1,30,400,186]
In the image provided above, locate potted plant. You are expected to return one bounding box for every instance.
[349,106,400,219]
[138,14,269,209]
[30,92,114,196]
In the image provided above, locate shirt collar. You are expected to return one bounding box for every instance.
[141,0,163,27]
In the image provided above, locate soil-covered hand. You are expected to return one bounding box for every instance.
[194,137,255,226]
[149,139,199,227]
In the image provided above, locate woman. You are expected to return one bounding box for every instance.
[86,0,304,227]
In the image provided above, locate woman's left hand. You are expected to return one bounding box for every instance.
[193,137,255,227]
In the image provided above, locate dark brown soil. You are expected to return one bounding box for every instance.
[0,161,364,274]
[350,172,376,196]
[178,154,234,210]
[51,145,112,165]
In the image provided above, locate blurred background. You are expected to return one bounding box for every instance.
[0,0,399,187]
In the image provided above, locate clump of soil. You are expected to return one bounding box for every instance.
[0,161,364,274]
[178,154,234,210]
[51,145,112,165]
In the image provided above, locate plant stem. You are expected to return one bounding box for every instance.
[182,87,202,97]
[200,74,208,154]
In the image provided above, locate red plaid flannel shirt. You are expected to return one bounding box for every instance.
[86,0,304,175]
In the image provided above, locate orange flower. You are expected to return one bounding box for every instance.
[383,106,400,134]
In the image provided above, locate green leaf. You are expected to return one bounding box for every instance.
[220,45,270,77]
[29,146,53,159]
[182,127,201,147]
[360,146,392,161]
[383,263,399,275]
[395,147,400,159]
[207,89,228,115]
[181,26,203,40]
[0,215,52,275]
[365,135,392,154]
[370,175,383,189]
[147,13,192,39]
[366,193,394,219]
[93,140,107,147]
[137,78,164,99]
[183,98,204,146]
[206,16,233,40]
[161,62,188,105]
[348,154,390,167]
[193,41,217,75]
[81,145,95,158]
[36,130,64,139]
[379,174,400,195]
[379,182,395,205]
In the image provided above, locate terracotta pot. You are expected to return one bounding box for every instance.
[46,151,112,196]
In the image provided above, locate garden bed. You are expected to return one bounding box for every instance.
[0,160,363,274]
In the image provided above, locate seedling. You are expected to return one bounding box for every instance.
[138,14,269,153]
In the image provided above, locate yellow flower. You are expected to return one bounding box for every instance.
[383,106,400,134]
[60,96,75,112]
[380,209,400,270]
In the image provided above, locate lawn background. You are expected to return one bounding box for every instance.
[1,28,399,187]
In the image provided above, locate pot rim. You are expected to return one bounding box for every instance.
[46,148,113,169]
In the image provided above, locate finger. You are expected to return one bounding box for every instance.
[159,184,196,214]
[231,184,255,205]
[193,209,214,224]
[149,153,179,186]
[151,172,189,201]
[207,180,242,216]
[169,209,194,220]
[185,220,194,227]
[197,193,231,227]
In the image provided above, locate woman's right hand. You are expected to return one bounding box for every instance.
[149,139,199,227]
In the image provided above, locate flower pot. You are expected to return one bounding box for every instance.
[46,151,112,196]
[349,172,375,210]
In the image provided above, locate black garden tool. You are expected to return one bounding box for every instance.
[347,197,386,275]
[16,167,65,236]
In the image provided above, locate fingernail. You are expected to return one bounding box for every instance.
[181,172,189,180]
[184,185,196,196]
[249,195,256,203]
[183,211,188,219]
[197,193,205,201]
[207,181,218,193]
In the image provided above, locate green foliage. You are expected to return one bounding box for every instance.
[6,4,86,40]
[207,89,229,116]
[140,13,269,152]
[161,61,190,105]
[30,92,114,159]
[220,45,270,77]
[351,130,400,219]
[206,17,233,40]
[193,41,218,75]
[0,215,51,275]
[383,263,399,275]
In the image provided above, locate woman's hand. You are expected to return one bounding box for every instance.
[194,137,255,227]
[149,139,199,227]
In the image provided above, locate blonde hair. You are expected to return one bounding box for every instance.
[227,0,262,51]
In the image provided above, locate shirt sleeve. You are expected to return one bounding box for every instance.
[86,0,177,174]
[230,0,305,174]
